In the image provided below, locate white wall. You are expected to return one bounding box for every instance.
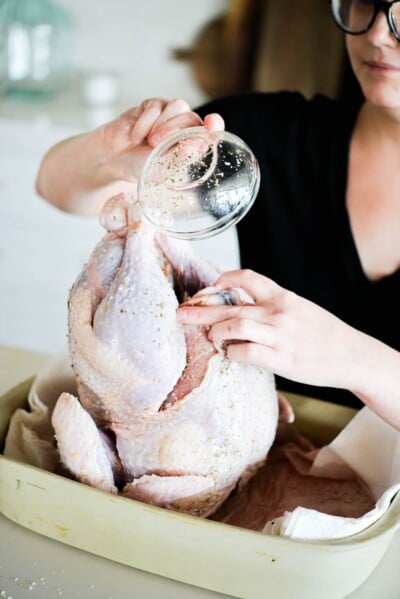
[58,0,228,107]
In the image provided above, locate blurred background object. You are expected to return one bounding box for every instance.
[79,70,121,108]
[0,0,74,98]
[252,0,345,99]
[172,0,261,99]
[173,0,361,104]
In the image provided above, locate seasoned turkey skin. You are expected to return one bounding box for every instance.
[52,199,278,517]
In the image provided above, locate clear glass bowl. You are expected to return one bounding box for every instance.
[138,126,260,239]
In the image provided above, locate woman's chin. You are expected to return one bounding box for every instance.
[361,81,400,110]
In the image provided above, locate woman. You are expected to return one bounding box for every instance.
[36,1,400,429]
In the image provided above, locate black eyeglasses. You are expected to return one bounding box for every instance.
[330,0,400,41]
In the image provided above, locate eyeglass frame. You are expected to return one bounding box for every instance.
[329,0,400,41]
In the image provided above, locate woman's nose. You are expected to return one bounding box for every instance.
[366,11,398,47]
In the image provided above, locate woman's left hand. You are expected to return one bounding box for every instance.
[178,269,400,429]
[177,269,365,390]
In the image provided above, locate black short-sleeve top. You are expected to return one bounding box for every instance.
[196,92,400,408]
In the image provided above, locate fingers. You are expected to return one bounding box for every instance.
[152,98,191,124]
[181,286,253,307]
[131,97,202,147]
[226,342,280,371]
[208,316,276,348]
[177,304,277,347]
[130,98,168,145]
[148,109,224,148]
[100,99,223,171]
[178,303,274,327]
[215,270,283,304]
[102,98,194,151]
[134,100,225,148]
[177,300,281,371]
[177,303,240,325]
[147,111,203,146]
[204,113,225,132]
[147,98,192,140]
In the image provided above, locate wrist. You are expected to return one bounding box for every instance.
[342,330,381,394]
[344,331,400,428]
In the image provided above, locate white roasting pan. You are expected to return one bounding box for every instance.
[1,378,399,599]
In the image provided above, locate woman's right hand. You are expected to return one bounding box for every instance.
[99,97,224,181]
[36,97,224,215]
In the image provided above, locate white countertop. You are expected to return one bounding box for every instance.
[0,345,399,599]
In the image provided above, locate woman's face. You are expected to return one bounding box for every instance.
[346,11,400,108]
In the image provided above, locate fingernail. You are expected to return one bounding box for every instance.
[149,133,161,146]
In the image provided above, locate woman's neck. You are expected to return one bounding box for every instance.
[347,101,400,281]
[359,102,400,143]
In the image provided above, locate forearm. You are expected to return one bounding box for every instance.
[35,129,135,216]
[346,332,400,430]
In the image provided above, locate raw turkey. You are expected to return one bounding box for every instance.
[52,195,278,517]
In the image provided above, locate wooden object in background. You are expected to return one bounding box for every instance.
[172,0,261,99]
[252,0,346,98]
[173,0,346,101]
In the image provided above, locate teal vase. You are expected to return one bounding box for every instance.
[0,0,74,98]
